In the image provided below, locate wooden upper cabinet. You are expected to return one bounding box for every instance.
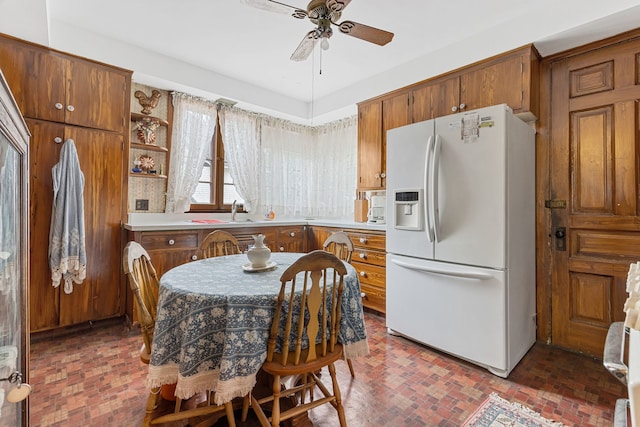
[0,34,128,133]
[357,100,383,189]
[460,54,525,113]
[411,76,460,122]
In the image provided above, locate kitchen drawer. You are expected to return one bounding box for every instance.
[352,248,386,267]
[140,231,199,250]
[276,226,306,252]
[345,231,386,250]
[351,261,386,288]
[360,282,386,313]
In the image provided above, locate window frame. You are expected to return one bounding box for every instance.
[188,117,240,213]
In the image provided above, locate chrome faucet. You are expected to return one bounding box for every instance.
[231,200,237,222]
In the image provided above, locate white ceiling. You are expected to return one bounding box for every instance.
[25,0,640,122]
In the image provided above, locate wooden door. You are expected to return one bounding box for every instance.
[461,55,524,112]
[548,41,640,356]
[357,101,382,189]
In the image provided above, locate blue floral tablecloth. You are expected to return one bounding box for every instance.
[146,252,369,404]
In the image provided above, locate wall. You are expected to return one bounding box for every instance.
[128,83,171,213]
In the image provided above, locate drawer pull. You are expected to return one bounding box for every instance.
[279,246,285,251]
[191,255,198,261]
[289,232,295,237]
[54,102,63,110]
[359,237,367,244]
[359,271,366,277]
[360,292,366,298]
[67,104,75,112]
[359,253,366,259]
[54,137,63,144]
[168,239,175,246]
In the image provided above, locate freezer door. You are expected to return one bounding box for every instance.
[386,120,435,260]
[433,104,508,269]
[386,254,509,374]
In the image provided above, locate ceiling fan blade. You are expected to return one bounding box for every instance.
[326,0,352,13]
[240,0,291,14]
[291,31,319,62]
[336,20,394,46]
[267,0,308,18]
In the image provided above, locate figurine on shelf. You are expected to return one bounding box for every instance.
[132,159,142,173]
[139,155,155,173]
[134,89,161,115]
[136,117,160,144]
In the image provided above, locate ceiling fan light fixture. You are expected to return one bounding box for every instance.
[321,37,330,50]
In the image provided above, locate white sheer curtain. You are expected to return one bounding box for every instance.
[165,92,217,213]
[218,106,261,212]
[258,115,357,218]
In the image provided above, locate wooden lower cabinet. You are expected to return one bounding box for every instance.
[126,225,308,321]
[308,226,387,314]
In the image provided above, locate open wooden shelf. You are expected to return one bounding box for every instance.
[131,112,169,127]
[129,172,167,179]
[130,142,168,152]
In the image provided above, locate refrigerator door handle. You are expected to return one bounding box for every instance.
[430,134,442,242]
[391,259,494,281]
[425,135,435,242]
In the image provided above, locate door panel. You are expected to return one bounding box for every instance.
[549,42,640,356]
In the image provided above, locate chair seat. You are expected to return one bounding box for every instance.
[262,344,343,377]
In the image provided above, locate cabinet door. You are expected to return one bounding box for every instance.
[66,59,129,133]
[276,226,306,253]
[382,92,411,188]
[27,120,64,331]
[27,119,125,330]
[430,76,461,118]
[357,101,383,189]
[0,39,66,123]
[58,126,125,325]
[460,55,523,112]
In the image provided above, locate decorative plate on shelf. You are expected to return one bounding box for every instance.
[139,155,155,171]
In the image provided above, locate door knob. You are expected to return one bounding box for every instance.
[554,227,566,251]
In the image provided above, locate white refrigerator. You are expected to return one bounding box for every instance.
[385,104,536,377]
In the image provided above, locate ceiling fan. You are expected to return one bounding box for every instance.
[245,0,394,61]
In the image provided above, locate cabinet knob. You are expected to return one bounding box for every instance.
[54,102,63,110]
[191,255,198,261]
[380,172,386,178]
[451,106,458,112]
[359,271,366,277]
[66,105,75,112]
[168,239,175,246]
[459,103,466,110]
[359,253,366,259]
[54,137,63,144]
[359,237,367,244]
[360,292,366,298]
[279,246,285,252]
[374,172,380,179]
[289,232,295,237]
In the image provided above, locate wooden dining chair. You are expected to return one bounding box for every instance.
[200,230,241,258]
[322,231,356,377]
[123,241,236,427]
[322,231,354,264]
[244,250,348,427]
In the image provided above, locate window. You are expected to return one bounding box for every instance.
[189,122,244,212]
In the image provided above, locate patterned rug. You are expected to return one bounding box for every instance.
[463,393,567,426]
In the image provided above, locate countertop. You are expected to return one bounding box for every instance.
[123,213,386,232]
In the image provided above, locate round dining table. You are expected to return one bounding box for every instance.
[146,251,370,405]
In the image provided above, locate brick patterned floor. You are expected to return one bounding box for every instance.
[29,311,627,426]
